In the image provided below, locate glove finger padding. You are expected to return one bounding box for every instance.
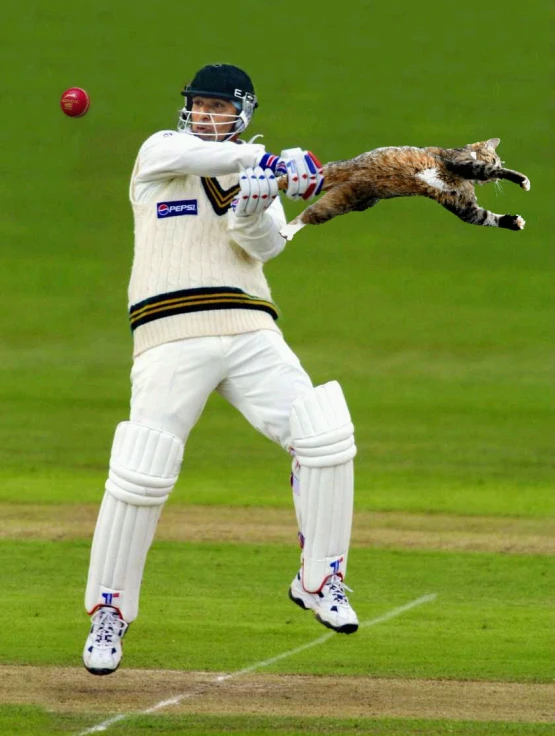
[232,166,277,217]
[252,166,272,215]
[301,151,325,200]
[244,168,259,216]
[286,159,303,199]
[280,148,325,200]
[280,147,303,199]
[232,169,252,216]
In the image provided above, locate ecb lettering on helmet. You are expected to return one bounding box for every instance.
[234,89,256,104]
[157,200,198,218]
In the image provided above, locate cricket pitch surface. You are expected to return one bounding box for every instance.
[1,666,554,723]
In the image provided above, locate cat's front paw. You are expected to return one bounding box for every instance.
[515,215,526,229]
[521,177,531,191]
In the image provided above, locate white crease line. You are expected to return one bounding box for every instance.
[77,592,437,734]
[360,593,437,628]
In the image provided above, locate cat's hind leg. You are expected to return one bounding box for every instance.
[280,195,340,241]
[280,188,379,241]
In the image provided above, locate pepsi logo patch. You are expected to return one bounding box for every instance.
[157,200,198,218]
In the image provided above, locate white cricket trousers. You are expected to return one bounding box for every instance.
[130,330,313,449]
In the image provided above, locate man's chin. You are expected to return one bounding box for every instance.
[192,128,218,141]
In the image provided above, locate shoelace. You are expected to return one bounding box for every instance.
[91,608,126,645]
[323,575,354,604]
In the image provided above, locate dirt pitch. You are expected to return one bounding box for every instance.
[1,666,554,723]
[3,504,554,554]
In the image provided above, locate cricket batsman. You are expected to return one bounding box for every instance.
[83,62,358,675]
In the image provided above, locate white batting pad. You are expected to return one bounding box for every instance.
[85,422,184,622]
[290,382,356,592]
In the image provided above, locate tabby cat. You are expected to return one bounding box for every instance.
[278,138,530,241]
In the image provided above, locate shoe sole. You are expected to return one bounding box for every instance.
[289,588,311,611]
[315,614,359,635]
[84,664,120,676]
[289,588,358,635]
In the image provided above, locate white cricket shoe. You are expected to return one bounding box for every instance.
[83,606,128,675]
[289,571,359,634]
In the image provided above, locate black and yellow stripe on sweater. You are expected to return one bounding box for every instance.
[129,286,279,331]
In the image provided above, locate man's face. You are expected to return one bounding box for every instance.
[190,96,238,141]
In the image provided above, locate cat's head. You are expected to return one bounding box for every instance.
[467,138,503,175]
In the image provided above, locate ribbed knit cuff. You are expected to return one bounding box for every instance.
[132,310,281,357]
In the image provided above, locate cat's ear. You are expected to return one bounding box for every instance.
[486,138,500,150]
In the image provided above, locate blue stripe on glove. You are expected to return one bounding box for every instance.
[257,153,281,174]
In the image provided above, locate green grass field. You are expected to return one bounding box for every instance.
[0,0,553,734]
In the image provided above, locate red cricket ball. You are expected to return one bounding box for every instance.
[60,87,90,118]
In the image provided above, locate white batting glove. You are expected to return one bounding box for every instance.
[279,147,325,200]
[231,166,278,217]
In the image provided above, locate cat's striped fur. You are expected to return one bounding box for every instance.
[279,138,530,240]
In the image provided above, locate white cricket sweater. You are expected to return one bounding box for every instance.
[128,130,287,356]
